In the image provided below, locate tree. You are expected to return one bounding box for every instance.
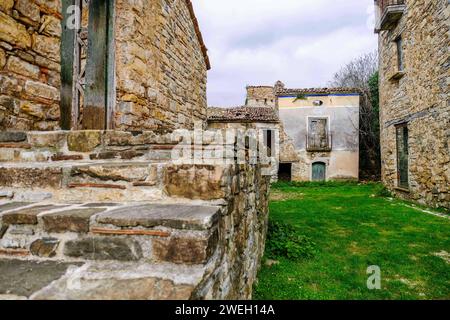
[329,51,381,180]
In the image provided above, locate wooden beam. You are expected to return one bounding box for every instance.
[68,183,126,190]
[106,0,116,129]
[83,0,109,130]
[91,228,171,237]
[60,0,78,130]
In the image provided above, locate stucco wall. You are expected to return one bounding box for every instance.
[378,0,449,208]
[279,94,360,181]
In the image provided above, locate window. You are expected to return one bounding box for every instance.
[313,100,324,106]
[396,36,404,71]
[396,124,409,189]
[264,130,273,157]
[307,118,330,151]
[264,98,268,105]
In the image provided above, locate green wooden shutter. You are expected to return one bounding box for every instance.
[312,162,326,181]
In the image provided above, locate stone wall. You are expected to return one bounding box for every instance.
[0,0,209,132]
[114,0,209,131]
[207,120,280,181]
[378,0,450,209]
[0,129,270,299]
[0,0,62,131]
[245,86,276,108]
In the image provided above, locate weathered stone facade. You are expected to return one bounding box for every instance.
[114,0,209,131]
[377,0,449,209]
[245,86,277,108]
[0,0,62,131]
[207,106,281,180]
[0,1,272,300]
[0,0,209,132]
[0,130,270,299]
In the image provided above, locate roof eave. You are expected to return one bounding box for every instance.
[185,0,211,70]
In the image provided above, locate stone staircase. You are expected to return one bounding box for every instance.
[0,201,221,299]
[0,130,271,300]
[0,130,234,203]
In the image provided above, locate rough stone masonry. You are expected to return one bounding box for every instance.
[0,0,62,131]
[0,129,271,299]
[0,0,209,131]
[377,0,449,209]
[0,1,271,300]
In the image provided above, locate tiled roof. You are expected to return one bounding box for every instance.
[277,87,361,95]
[185,0,211,70]
[246,85,274,89]
[207,106,279,123]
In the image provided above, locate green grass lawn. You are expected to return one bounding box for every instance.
[253,182,450,300]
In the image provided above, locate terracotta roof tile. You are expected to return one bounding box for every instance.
[277,87,361,95]
[207,106,279,123]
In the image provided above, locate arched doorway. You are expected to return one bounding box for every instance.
[312,162,326,181]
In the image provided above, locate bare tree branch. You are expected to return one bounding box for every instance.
[328,51,381,180]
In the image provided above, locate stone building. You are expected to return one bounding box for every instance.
[0,0,210,132]
[375,0,449,209]
[207,106,280,179]
[0,1,271,300]
[244,83,360,182]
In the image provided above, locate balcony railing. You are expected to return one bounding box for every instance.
[375,0,406,32]
[379,0,405,12]
[306,134,332,152]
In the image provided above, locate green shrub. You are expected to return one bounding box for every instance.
[265,220,316,261]
[375,185,392,198]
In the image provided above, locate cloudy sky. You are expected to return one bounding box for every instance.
[192,0,378,106]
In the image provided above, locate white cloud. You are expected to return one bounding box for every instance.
[192,0,378,106]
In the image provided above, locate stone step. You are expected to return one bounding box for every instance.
[0,201,221,265]
[0,130,181,163]
[0,161,232,202]
[0,259,209,300]
[0,161,166,202]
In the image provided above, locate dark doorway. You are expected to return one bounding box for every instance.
[264,129,273,157]
[396,123,409,189]
[278,163,292,181]
[312,162,326,181]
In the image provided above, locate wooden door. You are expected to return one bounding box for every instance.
[312,162,326,181]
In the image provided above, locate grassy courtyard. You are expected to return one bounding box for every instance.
[254,182,450,300]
